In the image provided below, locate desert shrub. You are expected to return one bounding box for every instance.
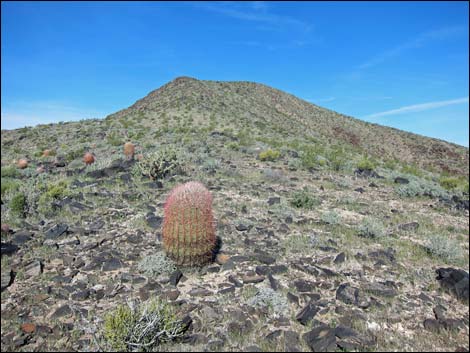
[357,217,386,238]
[395,177,449,199]
[134,147,184,180]
[66,146,86,162]
[438,176,462,191]
[10,193,26,217]
[283,233,316,254]
[424,234,463,264]
[107,131,123,147]
[259,149,281,162]
[290,188,321,210]
[245,286,289,318]
[1,166,20,178]
[37,180,70,215]
[227,142,239,151]
[102,298,187,352]
[356,157,376,171]
[1,179,20,197]
[321,210,341,225]
[137,253,176,277]
[201,158,220,174]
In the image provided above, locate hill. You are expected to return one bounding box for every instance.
[1,77,469,352]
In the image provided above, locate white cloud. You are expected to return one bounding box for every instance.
[364,97,469,119]
[358,25,467,69]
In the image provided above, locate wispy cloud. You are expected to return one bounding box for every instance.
[358,25,467,69]
[195,1,312,32]
[364,97,469,119]
[306,97,336,103]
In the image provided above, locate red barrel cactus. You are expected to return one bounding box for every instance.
[17,159,28,169]
[124,142,135,159]
[162,181,216,266]
[83,152,95,165]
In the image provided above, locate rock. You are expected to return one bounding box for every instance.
[336,283,370,308]
[1,269,14,291]
[394,177,409,184]
[287,292,300,306]
[398,222,419,231]
[71,289,90,301]
[284,330,301,352]
[236,224,249,231]
[294,279,315,292]
[1,242,18,255]
[88,220,105,232]
[368,247,396,264]
[45,224,68,239]
[362,281,398,298]
[101,257,124,272]
[188,288,212,297]
[265,329,283,342]
[12,231,34,245]
[303,324,337,352]
[435,267,469,303]
[50,304,72,319]
[24,260,43,278]
[255,265,288,276]
[296,302,320,325]
[228,275,243,288]
[354,187,365,193]
[354,169,382,179]
[334,252,346,264]
[254,253,276,265]
[267,197,281,206]
[268,274,279,291]
[146,216,162,229]
[241,274,265,284]
[169,270,183,286]
[423,318,442,332]
[433,305,447,321]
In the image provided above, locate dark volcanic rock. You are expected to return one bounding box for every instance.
[45,224,68,239]
[169,270,183,286]
[394,177,409,184]
[267,197,281,206]
[1,242,18,255]
[296,302,320,325]
[146,215,162,229]
[294,279,315,292]
[1,269,14,291]
[334,252,346,264]
[398,221,419,231]
[12,231,34,245]
[336,283,370,308]
[303,324,337,352]
[435,267,469,303]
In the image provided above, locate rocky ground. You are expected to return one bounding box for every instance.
[1,140,469,352]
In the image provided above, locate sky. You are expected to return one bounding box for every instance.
[1,1,469,146]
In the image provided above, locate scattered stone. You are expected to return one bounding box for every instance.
[296,302,320,325]
[169,270,183,286]
[303,324,337,352]
[146,216,162,229]
[268,274,279,291]
[50,304,72,319]
[236,224,249,231]
[101,257,124,272]
[362,281,398,298]
[398,221,419,231]
[334,252,346,264]
[12,231,34,245]
[394,177,409,184]
[24,260,43,278]
[188,288,212,297]
[336,283,370,308]
[1,242,18,255]
[287,292,300,306]
[241,274,265,284]
[354,187,365,193]
[228,275,243,288]
[45,224,68,239]
[255,265,288,276]
[268,197,281,206]
[435,267,469,303]
[294,279,315,292]
[1,269,14,291]
[254,253,276,265]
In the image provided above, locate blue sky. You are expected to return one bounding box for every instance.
[1,1,469,146]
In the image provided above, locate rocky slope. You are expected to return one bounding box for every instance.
[1,77,469,352]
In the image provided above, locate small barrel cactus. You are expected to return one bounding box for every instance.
[162,181,216,266]
[123,142,135,159]
[42,149,52,157]
[83,152,95,165]
[17,159,28,169]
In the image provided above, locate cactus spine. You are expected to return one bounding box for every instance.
[162,181,216,266]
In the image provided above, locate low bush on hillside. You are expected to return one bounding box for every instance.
[290,188,321,210]
[357,217,386,238]
[259,149,281,162]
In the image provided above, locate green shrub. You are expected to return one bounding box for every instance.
[66,146,86,162]
[357,157,376,171]
[1,179,20,197]
[227,142,239,151]
[438,176,460,191]
[357,217,386,238]
[321,210,341,225]
[245,286,289,319]
[10,193,26,217]
[107,131,123,146]
[37,180,70,215]
[1,166,20,178]
[103,298,187,352]
[259,149,281,162]
[396,177,449,199]
[290,188,320,210]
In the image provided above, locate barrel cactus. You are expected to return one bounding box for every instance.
[123,142,135,160]
[83,152,95,165]
[162,181,216,266]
